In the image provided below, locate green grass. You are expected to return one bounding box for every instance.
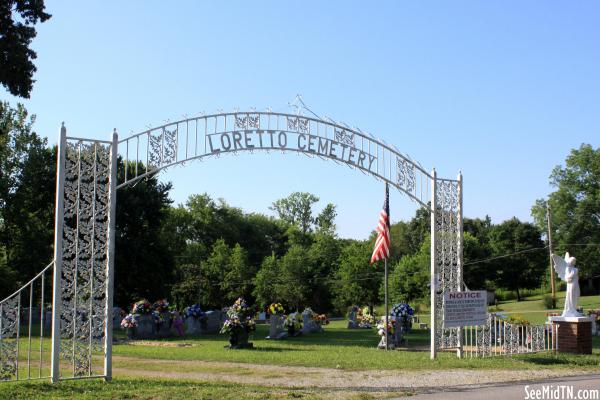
[110,320,600,371]
[0,377,404,400]
[488,292,600,324]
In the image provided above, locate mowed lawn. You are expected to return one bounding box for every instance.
[111,320,600,371]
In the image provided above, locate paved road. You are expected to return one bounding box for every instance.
[395,374,600,400]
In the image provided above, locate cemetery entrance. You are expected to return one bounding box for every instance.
[1,110,464,383]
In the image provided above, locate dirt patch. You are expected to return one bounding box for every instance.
[118,340,196,348]
[113,355,594,391]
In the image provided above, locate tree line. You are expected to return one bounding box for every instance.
[1,101,598,313]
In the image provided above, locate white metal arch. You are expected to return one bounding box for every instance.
[117,112,436,209]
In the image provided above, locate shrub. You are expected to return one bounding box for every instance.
[543,294,556,309]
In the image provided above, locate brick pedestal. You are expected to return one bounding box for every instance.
[549,316,592,354]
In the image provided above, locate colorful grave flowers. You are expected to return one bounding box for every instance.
[221,297,255,348]
[132,299,152,315]
[152,299,170,313]
[184,304,207,321]
[376,317,395,336]
[120,314,137,329]
[314,314,329,325]
[357,306,375,328]
[268,303,285,315]
[283,312,303,336]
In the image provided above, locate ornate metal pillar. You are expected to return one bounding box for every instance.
[50,125,115,380]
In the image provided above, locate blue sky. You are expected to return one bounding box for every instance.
[2,1,599,239]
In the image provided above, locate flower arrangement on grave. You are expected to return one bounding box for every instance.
[390,302,414,332]
[283,312,303,335]
[314,314,329,325]
[152,299,170,313]
[220,297,255,348]
[357,306,376,328]
[376,317,395,337]
[184,304,208,322]
[132,299,152,315]
[268,303,285,315]
[120,314,137,329]
[120,314,137,339]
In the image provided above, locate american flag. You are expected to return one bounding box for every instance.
[370,183,390,264]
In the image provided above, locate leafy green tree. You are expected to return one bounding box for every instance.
[270,192,319,234]
[199,238,231,309]
[0,1,51,98]
[114,161,174,307]
[170,263,202,310]
[462,231,494,290]
[334,241,381,312]
[489,218,546,301]
[315,203,337,234]
[0,102,54,297]
[307,233,341,311]
[253,255,281,309]
[532,144,600,288]
[277,244,313,311]
[222,244,254,304]
[387,238,430,303]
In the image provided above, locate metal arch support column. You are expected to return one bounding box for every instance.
[103,130,118,381]
[456,172,464,358]
[430,168,437,360]
[51,124,67,382]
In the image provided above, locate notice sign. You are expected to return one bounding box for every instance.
[443,291,487,328]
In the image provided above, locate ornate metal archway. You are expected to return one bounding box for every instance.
[1,110,463,383]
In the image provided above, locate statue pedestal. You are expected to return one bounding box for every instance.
[549,316,593,354]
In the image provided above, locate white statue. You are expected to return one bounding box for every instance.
[552,252,582,317]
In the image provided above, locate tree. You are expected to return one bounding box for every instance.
[334,241,381,312]
[315,203,337,235]
[270,192,319,234]
[0,102,54,298]
[489,218,546,301]
[114,161,175,307]
[307,233,342,311]
[253,255,281,309]
[222,244,254,304]
[277,244,313,311]
[532,144,600,288]
[0,1,51,98]
[387,238,430,303]
[199,238,231,309]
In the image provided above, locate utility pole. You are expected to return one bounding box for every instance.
[546,204,556,308]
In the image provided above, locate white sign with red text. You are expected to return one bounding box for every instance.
[443,291,488,328]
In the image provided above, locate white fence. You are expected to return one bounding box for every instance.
[0,261,54,381]
[461,313,558,357]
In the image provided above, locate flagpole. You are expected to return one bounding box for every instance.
[384,258,389,351]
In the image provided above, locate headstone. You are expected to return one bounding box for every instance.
[185,317,203,335]
[347,311,358,329]
[134,314,155,339]
[44,310,52,331]
[393,319,407,347]
[113,307,122,328]
[21,307,41,324]
[267,315,286,339]
[301,313,323,334]
[257,312,267,322]
[203,310,222,334]
[155,312,172,337]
